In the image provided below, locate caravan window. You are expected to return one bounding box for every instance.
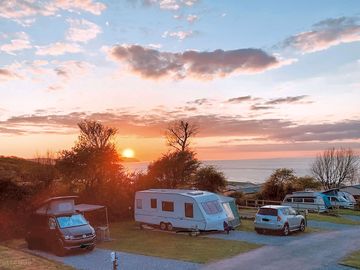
[185,203,193,218]
[304,198,315,203]
[151,199,157,209]
[162,201,174,212]
[201,201,223,215]
[136,199,142,209]
[285,198,292,202]
[293,198,303,203]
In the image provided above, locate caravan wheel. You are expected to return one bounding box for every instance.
[160,222,167,230]
[166,223,173,231]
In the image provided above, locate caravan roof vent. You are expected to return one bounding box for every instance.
[187,191,204,196]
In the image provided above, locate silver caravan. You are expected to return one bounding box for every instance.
[134,189,228,231]
[282,191,329,213]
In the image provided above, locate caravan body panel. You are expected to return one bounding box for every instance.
[135,189,228,231]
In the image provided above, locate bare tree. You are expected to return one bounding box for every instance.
[311,148,359,189]
[166,120,198,152]
[78,120,117,149]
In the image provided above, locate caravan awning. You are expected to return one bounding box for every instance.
[75,204,105,212]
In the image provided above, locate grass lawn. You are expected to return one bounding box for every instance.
[308,213,360,225]
[98,221,260,264]
[336,209,360,216]
[0,245,73,270]
[340,250,360,269]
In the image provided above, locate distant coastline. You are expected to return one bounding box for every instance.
[122,157,315,184]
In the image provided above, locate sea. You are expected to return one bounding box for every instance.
[122,157,315,184]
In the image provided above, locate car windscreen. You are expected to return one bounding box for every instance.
[258,208,278,216]
[201,200,223,215]
[57,214,88,229]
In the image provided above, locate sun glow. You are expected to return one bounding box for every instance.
[122,148,135,158]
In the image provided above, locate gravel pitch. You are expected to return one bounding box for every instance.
[26,248,200,270]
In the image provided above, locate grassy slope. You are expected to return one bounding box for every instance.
[308,213,360,225]
[98,221,260,264]
[340,250,360,269]
[0,245,73,270]
[337,209,360,216]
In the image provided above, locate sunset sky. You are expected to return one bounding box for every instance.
[0,0,359,161]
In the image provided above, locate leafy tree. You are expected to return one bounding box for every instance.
[311,148,359,189]
[146,150,200,188]
[57,120,124,194]
[292,176,322,191]
[193,166,227,192]
[261,168,297,200]
[166,120,198,152]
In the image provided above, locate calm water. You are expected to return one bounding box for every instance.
[122,157,315,184]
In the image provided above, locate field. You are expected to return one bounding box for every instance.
[340,250,360,269]
[0,245,73,270]
[307,213,360,225]
[98,221,260,263]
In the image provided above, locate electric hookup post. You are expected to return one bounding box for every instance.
[111,251,119,270]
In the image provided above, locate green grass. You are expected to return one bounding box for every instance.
[98,221,260,264]
[308,213,360,225]
[0,245,74,270]
[236,219,255,232]
[340,250,360,269]
[336,209,360,216]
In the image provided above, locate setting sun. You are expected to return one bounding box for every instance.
[122,148,135,158]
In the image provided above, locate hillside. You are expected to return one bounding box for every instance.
[0,156,57,186]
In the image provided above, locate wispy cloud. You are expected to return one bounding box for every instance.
[284,16,360,53]
[226,96,254,104]
[107,45,292,80]
[35,42,82,56]
[1,109,359,145]
[265,95,310,105]
[187,14,198,23]
[137,0,198,10]
[0,32,31,55]
[0,68,19,81]
[66,18,102,43]
[162,30,194,40]
[0,0,106,25]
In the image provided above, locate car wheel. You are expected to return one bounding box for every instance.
[160,222,167,231]
[283,224,290,236]
[299,220,306,232]
[53,239,66,257]
[166,223,173,231]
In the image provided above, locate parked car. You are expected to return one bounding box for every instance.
[254,205,306,236]
[327,195,355,209]
[135,189,230,232]
[282,191,330,212]
[25,196,96,256]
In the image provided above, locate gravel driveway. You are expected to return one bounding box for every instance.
[26,248,200,270]
[201,226,360,270]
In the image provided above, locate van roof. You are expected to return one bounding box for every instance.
[260,205,289,209]
[138,189,214,198]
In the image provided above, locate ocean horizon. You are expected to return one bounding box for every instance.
[122,157,315,184]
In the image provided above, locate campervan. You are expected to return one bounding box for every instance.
[322,189,356,209]
[25,196,96,256]
[134,189,229,231]
[282,191,330,212]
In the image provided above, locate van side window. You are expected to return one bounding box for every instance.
[304,198,315,203]
[162,201,174,212]
[151,199,157,209]
[136,199,142,209]
[185,203,193,218]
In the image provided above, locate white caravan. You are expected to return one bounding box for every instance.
[134,189,228,231]
[282,191,329,212]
